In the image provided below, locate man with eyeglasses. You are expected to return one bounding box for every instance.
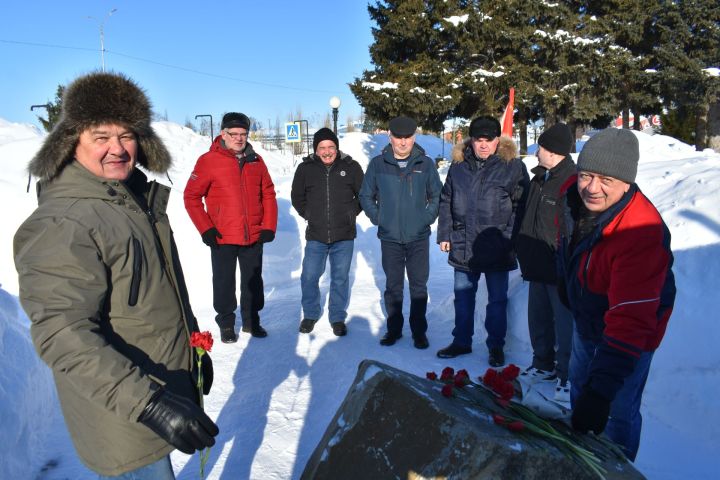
[291,128,364,337]
[359,116,443,349]
[557,128,675,460]
[436,116,529,367]
[185,112,278,343]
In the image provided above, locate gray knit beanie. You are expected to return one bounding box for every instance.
[577,129,639,183]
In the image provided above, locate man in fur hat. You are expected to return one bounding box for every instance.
[185,112,278,343]
[14,71,218,478]
[436,116,529,367]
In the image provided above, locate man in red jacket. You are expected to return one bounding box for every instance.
[184,112,278,343]
[558,128,675,461]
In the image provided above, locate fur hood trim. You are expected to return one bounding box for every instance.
[451,136,518,163]
[29,71,172,181]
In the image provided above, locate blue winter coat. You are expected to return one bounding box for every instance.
[359,143,442,243]
[437,137,529,272]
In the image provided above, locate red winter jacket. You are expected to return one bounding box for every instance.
[559,184,675,400]
[184,137,277,245]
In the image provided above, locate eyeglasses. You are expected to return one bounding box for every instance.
[224,130,248,139]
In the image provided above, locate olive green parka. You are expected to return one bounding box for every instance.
[14,161,200,476]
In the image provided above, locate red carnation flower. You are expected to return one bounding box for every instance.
[507,421,525,432]
[492,413,506,425]
[190,331,213,353]
[498,382,515,401]
[500,364,520,381]
[426,371,438,380]
[441,384,454,397]
[482,368,499,386]
[440,367,455,381]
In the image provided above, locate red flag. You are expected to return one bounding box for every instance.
[500,87,515,137]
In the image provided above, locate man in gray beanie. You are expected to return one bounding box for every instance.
[557,128,675,460]
[14,71,218,478]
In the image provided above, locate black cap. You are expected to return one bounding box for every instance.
[469,116,501,139]
[221,112,251,130]
[538,123,574,156]
[388,116,417,136]
[313,127,339,152]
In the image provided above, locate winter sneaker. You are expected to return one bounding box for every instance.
[412,333,429,349]
[331,322,347,337]
[488,347,505,367]
[436,343,472,358]
[299,318,317,334]
[379,331,402,346]
[520,366,557,384]
[220,327,238,344]
[554,378,571,403]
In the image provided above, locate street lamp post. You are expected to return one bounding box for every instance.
[329,96,341,135]
[195,114,214,141]
[88,8,117,72]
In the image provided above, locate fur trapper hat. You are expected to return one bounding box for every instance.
[29,71,172,181]
[452,136,518,163]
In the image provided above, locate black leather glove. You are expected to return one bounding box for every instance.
[258,229,275,243]
[138,386,219,454]
[571,386,611,434]
[201,353,213,395]
[201,227,222,249]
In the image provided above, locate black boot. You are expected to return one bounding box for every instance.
[242,315,267,338]
[220,326,238,344]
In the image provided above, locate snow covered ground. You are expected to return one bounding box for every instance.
[1,117,718,479]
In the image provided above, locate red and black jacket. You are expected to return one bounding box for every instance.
[184,137,277,245]
[558,183,676,401]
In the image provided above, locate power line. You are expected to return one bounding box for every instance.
[0,38,337,95]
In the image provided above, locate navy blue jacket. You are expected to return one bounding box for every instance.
[437,138,529,272]
[359,143,442,244]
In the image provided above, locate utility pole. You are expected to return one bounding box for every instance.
[87,8,117,72]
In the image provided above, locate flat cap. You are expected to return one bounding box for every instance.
[388,116,417,136]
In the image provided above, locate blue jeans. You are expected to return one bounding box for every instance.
[301,240,354,322]
[97,456,174,480]
[452,270,508,349]
[380,238,429,336]
[569,331,653,461]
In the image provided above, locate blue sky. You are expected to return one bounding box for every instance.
[0,1,374,130]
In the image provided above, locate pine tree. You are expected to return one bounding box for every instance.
[651,0,720,149]
[37,85,64,132]
[350,0,460,130]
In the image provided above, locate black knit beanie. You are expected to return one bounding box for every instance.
[538,123,574,156]
[313,127,339,152]
[577,129,639,183]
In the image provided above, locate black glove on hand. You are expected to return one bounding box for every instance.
[201,227,222,249]
[138,386,219,454]
[571,386,611,434]
[258,229,275,243]
[201,353,213,395]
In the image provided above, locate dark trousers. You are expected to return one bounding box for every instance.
[380,238,429,336]
[211,243,264,328]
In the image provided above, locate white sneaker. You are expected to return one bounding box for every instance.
[520,366,557,384]
[554,378,571,403]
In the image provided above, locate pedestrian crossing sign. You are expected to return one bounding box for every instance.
[285,122,301,143]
